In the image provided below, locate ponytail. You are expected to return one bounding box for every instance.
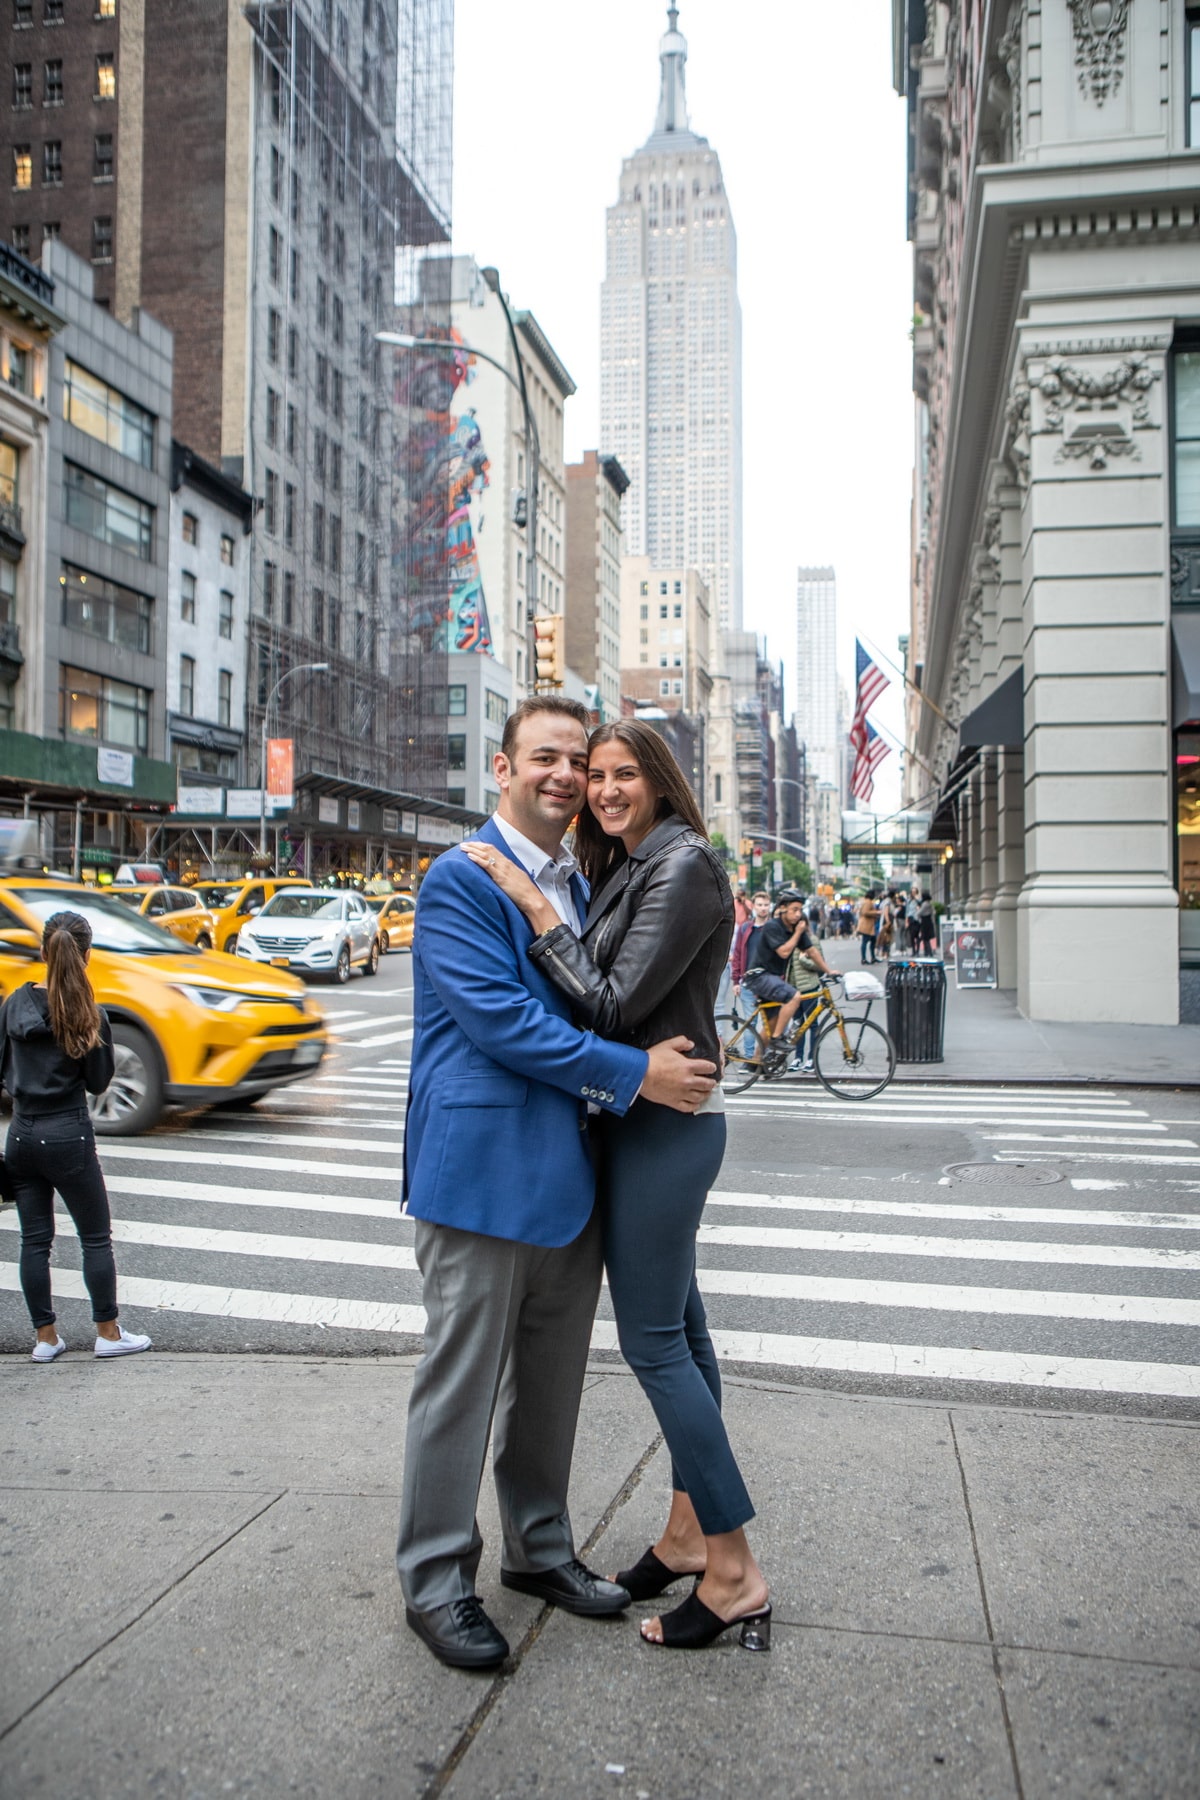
[42,911,101,1061]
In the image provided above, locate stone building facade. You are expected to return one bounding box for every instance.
[565,450,627,721]
[894,0,1200,1023]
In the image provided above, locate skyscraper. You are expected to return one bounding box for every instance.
[599,5,742,632]
[795,566,838,789]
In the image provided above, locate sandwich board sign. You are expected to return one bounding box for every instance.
[954,926,997,989]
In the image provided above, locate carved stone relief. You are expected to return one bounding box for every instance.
[1029,353,1160,468]
[1065,0,1131,106]
[1002,370,1031,491]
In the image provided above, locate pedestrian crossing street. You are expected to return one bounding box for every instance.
[2,1037,1199,1401]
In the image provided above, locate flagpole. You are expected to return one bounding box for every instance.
[859,631,952,728]
[870,714,938,783]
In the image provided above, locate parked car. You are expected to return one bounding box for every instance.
[235,888,380,982]
[110,883,217,949]
[0,881,327,1134]
[366,891,416,953]
[190,877,313,955]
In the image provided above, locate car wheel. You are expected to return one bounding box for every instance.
[379,929,390,954]
[364,938,380,977]
[196,932,213,951]
[223,934,240,955]
[89,1023,164,1136]
[334,943,351,984]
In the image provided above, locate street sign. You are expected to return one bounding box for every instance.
[954,926,997,989]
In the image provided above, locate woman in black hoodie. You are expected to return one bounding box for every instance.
[1,910,151,1361]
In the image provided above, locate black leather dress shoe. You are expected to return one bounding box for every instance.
[405,1597,510,1669]
[500,1558,631,1617]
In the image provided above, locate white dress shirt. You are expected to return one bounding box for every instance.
[491,816,582,935]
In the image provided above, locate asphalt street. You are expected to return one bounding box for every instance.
[2,949,1198,1418]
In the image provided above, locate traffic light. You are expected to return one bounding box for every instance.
[533,614,565,689]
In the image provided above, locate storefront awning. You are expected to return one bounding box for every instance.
[958,665,1024,752]
[1172,613,1200,726]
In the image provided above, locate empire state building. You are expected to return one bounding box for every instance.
[600,6,743,632]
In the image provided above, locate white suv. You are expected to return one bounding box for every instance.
[236,888,380,983]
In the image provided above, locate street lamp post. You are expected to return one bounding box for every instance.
[379,283,541,689]
[774,774,808,862]
[259,661,329,859]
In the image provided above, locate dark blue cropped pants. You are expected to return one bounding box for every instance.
[595,1101,753,1537]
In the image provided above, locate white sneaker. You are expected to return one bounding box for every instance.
[801,1059,815,1073]
[31,1335,66,1362]
[94,1327,152,1358]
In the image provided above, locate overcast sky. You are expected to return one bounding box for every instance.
[451,0,913,815]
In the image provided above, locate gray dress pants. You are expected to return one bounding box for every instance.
[396,1209,603,1612]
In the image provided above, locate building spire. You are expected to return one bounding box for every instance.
[654,4,689,136]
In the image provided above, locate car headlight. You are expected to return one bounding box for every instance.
[171,984,259,1012]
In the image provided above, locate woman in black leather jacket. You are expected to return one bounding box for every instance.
[464,720,769,1654]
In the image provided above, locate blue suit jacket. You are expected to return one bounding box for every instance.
[402,815,648,1247]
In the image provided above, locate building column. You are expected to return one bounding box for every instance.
[1014,328,1178,1024]
[963,766,983,915]
[992,748,1025,989]
[976,750,999,920]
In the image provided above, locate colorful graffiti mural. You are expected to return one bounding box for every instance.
[392,330,493,655]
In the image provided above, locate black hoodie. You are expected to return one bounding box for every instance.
[0,984,115,1113]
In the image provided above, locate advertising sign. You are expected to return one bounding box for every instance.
[418,817,456,846]
[175,785,225,816]
[347,800,361,831]
[401,811,418,835]
[381,808,399,834]
[318,795,340,825]
[97,746,134,787]
[954,926,998,989]
[226,789,263,818]
[266,738,294,808]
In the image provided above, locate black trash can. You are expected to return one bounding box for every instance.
[885,959,947,1063]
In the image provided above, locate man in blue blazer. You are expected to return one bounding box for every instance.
[397,695,715,1669]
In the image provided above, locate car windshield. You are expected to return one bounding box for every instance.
[111,890,147,910]
[193,884,240,908]
[259,893,344,920]
[7,889,199,955]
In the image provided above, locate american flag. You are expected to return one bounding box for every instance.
[849,639,889,753]
[850,721,891,803]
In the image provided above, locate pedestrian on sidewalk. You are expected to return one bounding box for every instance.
[0,911,151,1363]
[397,697,714,1672]
[469,719,771,1655]
[917,891,938,954]
[856,890,879,963]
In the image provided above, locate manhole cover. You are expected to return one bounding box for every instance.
[943,1160,1066,1187]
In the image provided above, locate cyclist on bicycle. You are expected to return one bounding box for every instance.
[740,890,833,1064]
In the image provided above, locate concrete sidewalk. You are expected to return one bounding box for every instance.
[819,939,1200,1087]
[2,1354,1196,1799]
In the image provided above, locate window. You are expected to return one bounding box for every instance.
[59,562,151,653]
[659,581,667,595]
[97,0,116,15]
[312,588,324,643]
[179,654,194,715]
[674,581,682,595]
[329,440,341,491]
[13,145,31,189]
[316,276,328,329]
[447,683,466,717]
[14,0,32,24]
[180,569,195,622]
[447,733,466,771]
[659,603,668,619]
[42,219,57,241]
[330,367,342,420]
[332,293,343,345]
[333,223,345,276]
[286,326,298,379]
[328,598,339,650]
[269,145,282,204]
[268,225,281,285]
[328,513,340,572]
[44,0,63,18]
[265,387,278,447]
[484,687,506,728]
[264,468,277,534]
[1189,6,1200,147]
[220,533,234,566]
[267,308,280,365]
[284,481,295,546]
[42,139,61,184]
[262,559,276,616]
[674,603,682,618]
[312,502,324,564]
[62,665,149,751]
[639,579,648,596]
[91,214,112,262]
[639,603,648,620]
[10,223,28,253]
[43,58,61,104]
[313,428,325,483]
[181,511,197,545]
[13,63,31,107]
[660,679,670,697]
[283,569,294,626]
[218,588,233,638]
[289,246,299,303]
[217,668,232,728]
[93,132,112,179]
[95,54,115,100]
[1175,347,1200,528]
[64,463,152,559]
[0,440,17,510]
[286,402,296,458]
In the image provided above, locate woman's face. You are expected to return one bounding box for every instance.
[587,739,663,850]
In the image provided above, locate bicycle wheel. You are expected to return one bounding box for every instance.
[716,1013,769,1095]
[812,1016,895,1100]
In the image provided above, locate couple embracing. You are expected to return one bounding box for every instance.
[397,696,770,1667]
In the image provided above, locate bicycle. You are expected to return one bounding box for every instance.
[716,974,896,1101]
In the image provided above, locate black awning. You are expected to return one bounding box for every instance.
[1172,613,1200,726]
[958,665,1024,752]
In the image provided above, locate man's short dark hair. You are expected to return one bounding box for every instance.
[751,889,770,901]
[500,695,591,762]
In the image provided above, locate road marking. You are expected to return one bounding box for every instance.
[695,1223,1200,1270]
[97,1144,398,1181]
[152,1129,405,1154]
[9,1214,417,1271]
[8,1256,1188,1397]
[1072,1178,1129,1190]
[706,1191,1200,1231]
[350,1028,415,1048]
[997,1151,1200,1168]
[981,1133,1197,1147]
[326,1012,412,1035]
[102,1176,401,1219]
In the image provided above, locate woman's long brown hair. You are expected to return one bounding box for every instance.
[573,720,709,889]
[43,911,101,1060]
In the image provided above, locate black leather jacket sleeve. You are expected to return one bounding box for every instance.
[527,844,728,1038]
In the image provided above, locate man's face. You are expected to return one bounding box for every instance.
[751,895,771,922]
[495,714,589,847]
[780,901,804,928]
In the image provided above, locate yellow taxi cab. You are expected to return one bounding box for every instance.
[366,891,416,953]
[109,883,217,949]
[0,879,328,1134]
[189,876,313,956]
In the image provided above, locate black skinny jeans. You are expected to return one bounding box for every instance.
[9,1106,117,1329]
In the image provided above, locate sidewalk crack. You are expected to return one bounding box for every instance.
[949,1412,1025,1800]
[0,1488,286,1745]
[419,1432,664,1800]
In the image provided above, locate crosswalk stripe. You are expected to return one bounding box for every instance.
[982,1133,1196,1147]
[96,1144,397,1181]
[5,1264,1195,1397]
[350,1028,415,1048]
[997,1151,1200,1168]
[695,1223,1200,1270]
[102,1176,400,1219]
[326,1012,411,1035]
[158,1129,405,1154]
[706,1191,1200,1231]
[0,1213,415,1269]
